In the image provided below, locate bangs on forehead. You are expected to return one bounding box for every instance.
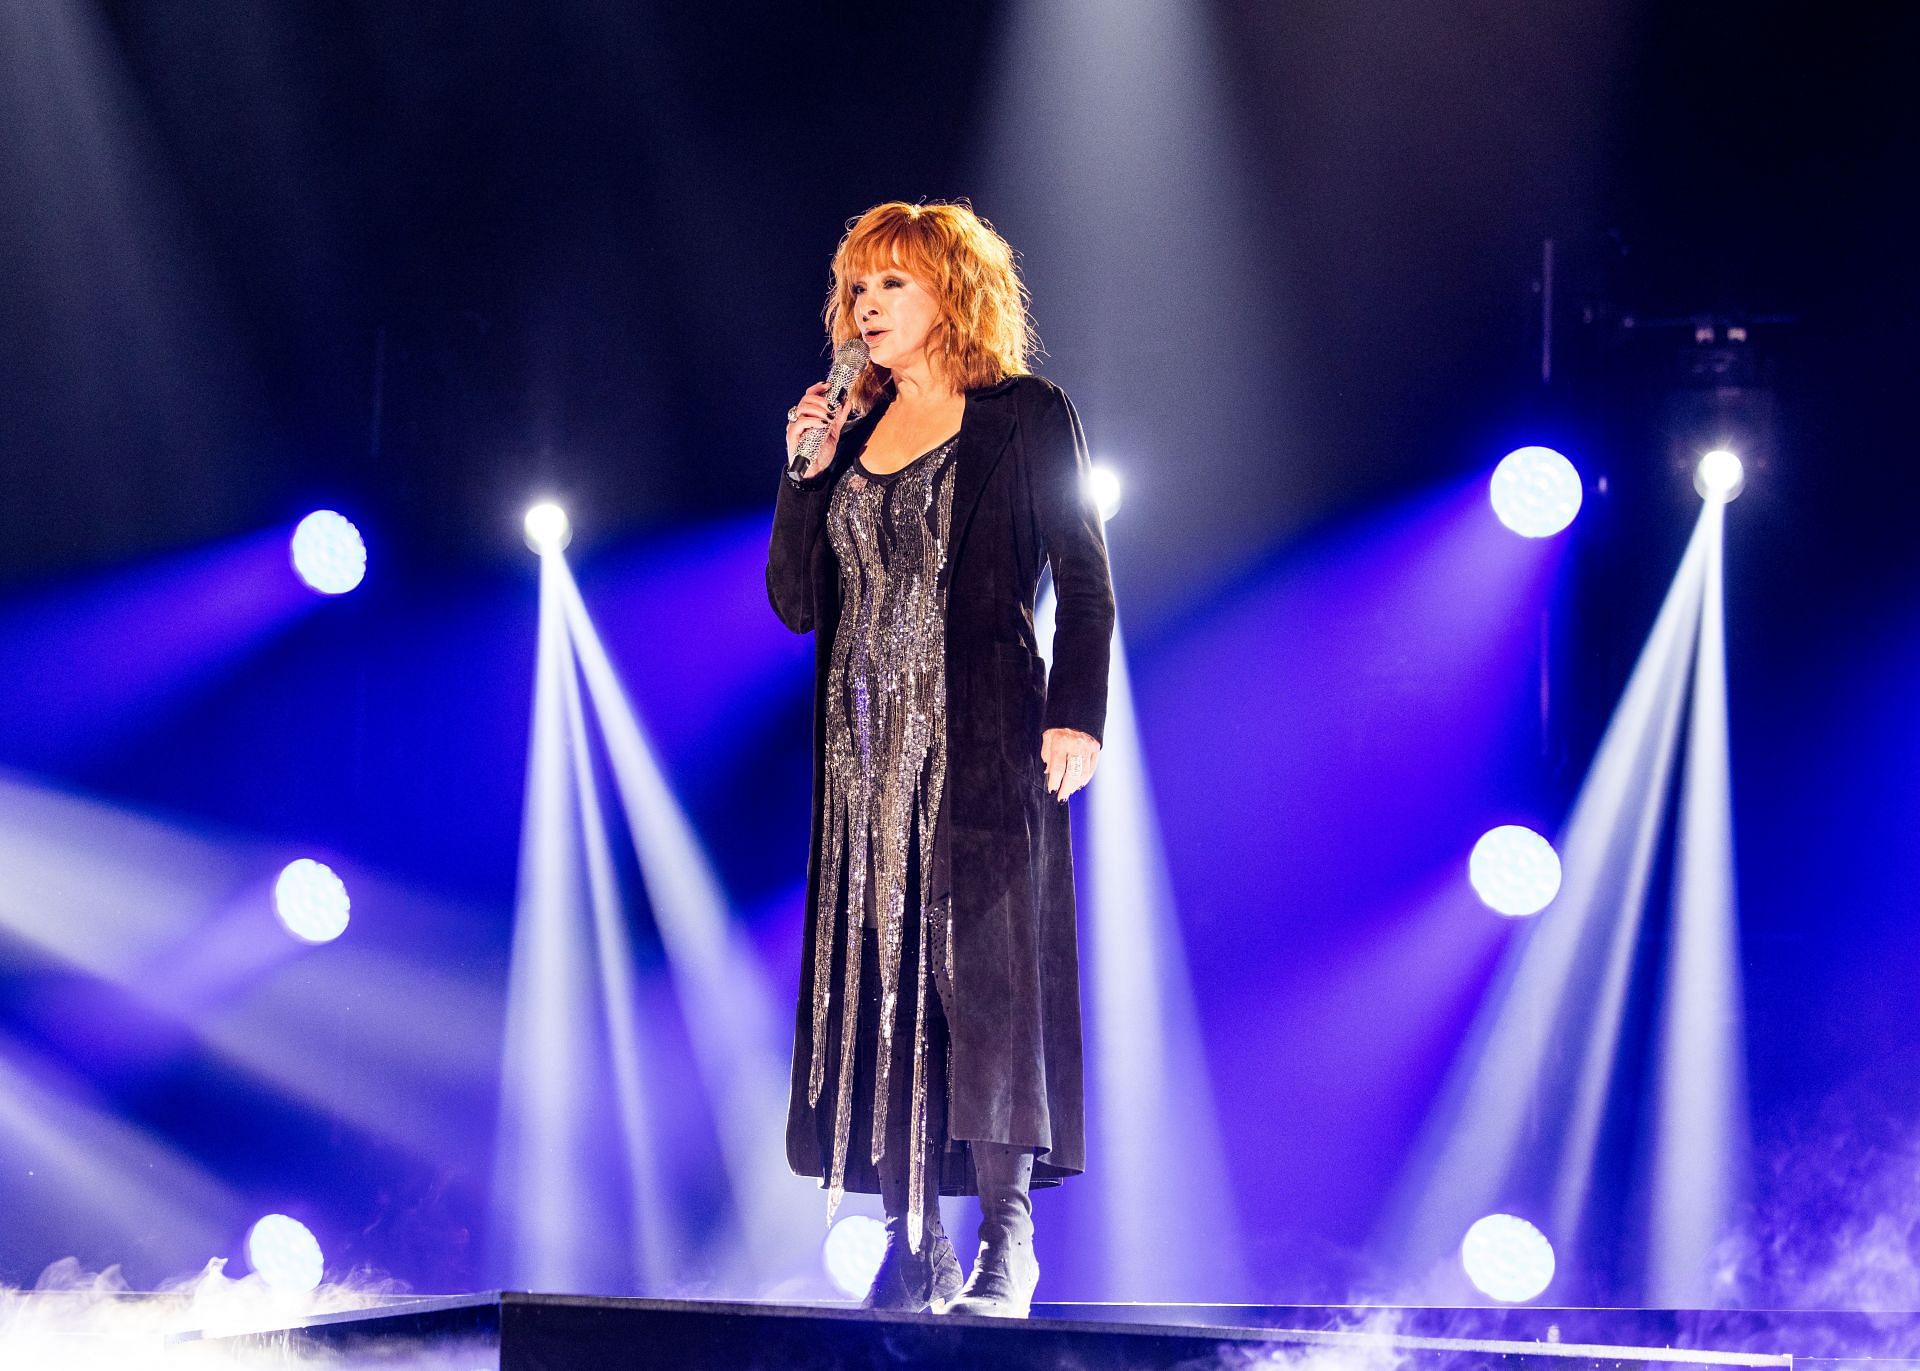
[842,220,936,282]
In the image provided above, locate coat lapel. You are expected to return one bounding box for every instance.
[949,381,1018,557]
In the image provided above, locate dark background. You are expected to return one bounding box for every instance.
[9,2,1911,605]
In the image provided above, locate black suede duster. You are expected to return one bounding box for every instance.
[767,372,1116,1193]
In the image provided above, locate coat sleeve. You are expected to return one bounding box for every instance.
[766,464,835,634]
[1027,380,1116,742]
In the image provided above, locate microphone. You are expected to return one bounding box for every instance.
[788,337,870,479]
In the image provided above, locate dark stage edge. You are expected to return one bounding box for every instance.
[174,1292,1920,1370]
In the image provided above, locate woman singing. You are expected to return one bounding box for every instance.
[767,200,1115,1318]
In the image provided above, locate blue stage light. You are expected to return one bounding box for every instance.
[1489,447,1582,538]
[1460,1213,1555,1302]
[822,1214,887,1298]
[246,1213,325,1292]
[290,511,367,594]
[1694,449,1745,503]
[1468,825,1562,917]
[273,859,351,944]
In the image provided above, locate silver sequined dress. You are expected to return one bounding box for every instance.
[806,433,961,1251]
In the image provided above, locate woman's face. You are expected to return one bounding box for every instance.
[849,262,943,374]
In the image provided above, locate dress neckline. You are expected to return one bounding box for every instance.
[856,431,961,482]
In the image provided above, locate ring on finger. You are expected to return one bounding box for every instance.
[786,406,800,422]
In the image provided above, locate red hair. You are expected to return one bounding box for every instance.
[824,200,1037,413]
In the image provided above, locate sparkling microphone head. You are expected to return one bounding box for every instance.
[828,336,870,381]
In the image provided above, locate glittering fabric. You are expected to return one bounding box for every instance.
[808,434,960,1252]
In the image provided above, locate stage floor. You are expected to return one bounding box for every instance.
[174,1291,1920,1370]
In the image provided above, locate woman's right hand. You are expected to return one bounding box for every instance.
[784,381,850,479]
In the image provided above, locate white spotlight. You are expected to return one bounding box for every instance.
[523,503,573,554]
[1468,825,1562,917]
[1489,447,1583,538]
[246,1214,325,1293]
[1088,465,1123,522]
[822,1214,887,1298]
[273,859,351,944]
[1694,449,1745,503]
[290,511,367,594]
[1461,1213,1555,1303]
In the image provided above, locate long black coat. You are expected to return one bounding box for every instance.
[766,372,1115,1191]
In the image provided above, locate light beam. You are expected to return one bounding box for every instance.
[1390,511,1717,1290]
[1040,580,1245,1299]
[556,559,816,1288]
[1646,499,1749,1302]
[492,552,605,1290]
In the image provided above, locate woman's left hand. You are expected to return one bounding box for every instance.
[1041,728,1101,802]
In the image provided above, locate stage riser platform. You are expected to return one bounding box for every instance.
[1034,1304,1920,1366]
[177,1293,1868,1371]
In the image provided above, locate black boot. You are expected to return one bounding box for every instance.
[860,1210,963,1313]
[943,1142,1038,1318]
[861,1128,961,1313]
